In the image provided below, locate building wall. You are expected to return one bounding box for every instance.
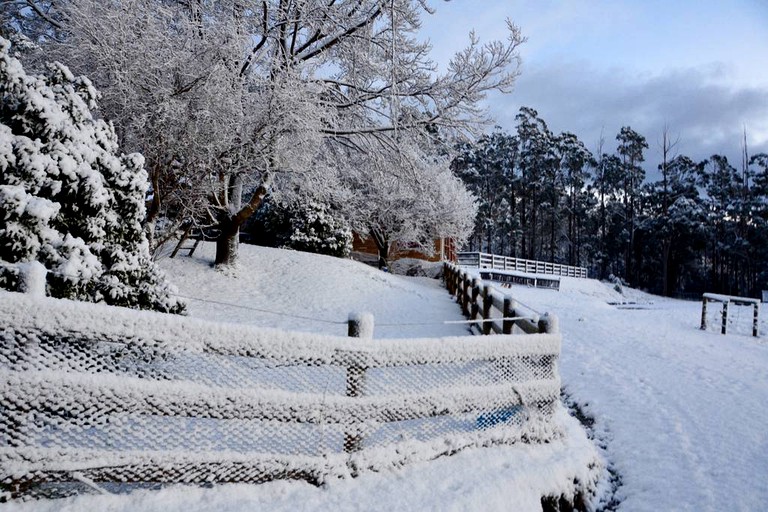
[352,233,455,263]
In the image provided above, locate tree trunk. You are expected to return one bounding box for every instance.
[370,228,389,269]
[213,179,268,267]
[214,217,240,267]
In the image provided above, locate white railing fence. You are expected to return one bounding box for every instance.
[457,252,588,279]
[0,291,562,498]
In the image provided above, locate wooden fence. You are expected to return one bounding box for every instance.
[443,263,558,336]
[700,292,760,337]
[0,290,562,498]
[457,252,588,279]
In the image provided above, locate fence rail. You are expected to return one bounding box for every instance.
[457,252,588,279]
[443,263,558,336]
[0,290,561,498]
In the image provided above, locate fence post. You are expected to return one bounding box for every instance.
[700,297,708,330]
[503,296,515,334]
[460,274,468,315]
[19,261,47,297]
[470,278,481,323]
[721,301,728,335]
[482,285,492,335]
[451,266,458,298]
[345,312,373,453]
[753,303,759,338]
[538,313,559,334]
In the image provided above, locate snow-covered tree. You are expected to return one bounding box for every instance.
[342,138,477,268]
[14,0,523,268]
[0,38,184,313]
[453,128,518,255]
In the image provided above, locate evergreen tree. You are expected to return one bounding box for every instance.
[248,197,353,258]
[556,132,593,266]
[615,126,648,284]
[0,38,184,313]
[453,128,517,254]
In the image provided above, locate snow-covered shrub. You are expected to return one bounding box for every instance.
[286,201,352,258]
[609,274,624,294]
[248,197,352,258]
[0,38,184,313]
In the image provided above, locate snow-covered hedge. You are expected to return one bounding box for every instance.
[0,37,183,313]
[0,291,565,495]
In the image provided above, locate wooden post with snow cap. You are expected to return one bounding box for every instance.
[19,261,47,297]
[345,312,373,453]
[753,302,759,337]
[470,278,481,325]
[538,312,559,334]
[721,301,728,335]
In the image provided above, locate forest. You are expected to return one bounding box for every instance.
[453,106,768,298]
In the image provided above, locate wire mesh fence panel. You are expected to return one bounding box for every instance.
[0,291,562,498]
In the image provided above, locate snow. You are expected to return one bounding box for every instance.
[9,242,768,510]
[17,260,46,296]
[3,243,599,511]
[702,292,759,305]
[479,274,768,511]
[7,407,596,512]
[157,243,472,339]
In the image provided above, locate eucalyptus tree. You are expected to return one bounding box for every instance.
[640,155,705,295]
[556,132,593,266]
[700,155,744,293]
[453,128,517,254]
[615,126,648,283]
[515,107,557,260]
[591,149,623,278]
[15,0,524,267]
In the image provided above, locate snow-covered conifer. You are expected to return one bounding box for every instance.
[0,38,184,313]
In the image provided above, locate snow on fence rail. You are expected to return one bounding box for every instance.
[443,263,558,336]
[457,252,588,279]
[0,291,562,498]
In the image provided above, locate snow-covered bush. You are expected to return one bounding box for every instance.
[286,201,352,258]
[0,38,184,313]
[248,197,352,258]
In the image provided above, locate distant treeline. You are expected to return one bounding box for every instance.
[452,107,768,298]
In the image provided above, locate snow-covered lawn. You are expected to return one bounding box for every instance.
[158,243,470,339]
[510,279,768,511]
[10,243,768,511]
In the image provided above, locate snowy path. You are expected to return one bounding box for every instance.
[507,281,768,511]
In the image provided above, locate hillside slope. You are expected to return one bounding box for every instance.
[158,243,470,339]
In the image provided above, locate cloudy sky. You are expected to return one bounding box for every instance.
[421,0,768,178]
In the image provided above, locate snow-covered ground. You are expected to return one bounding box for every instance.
[158,243,470,339]
[509,278,768,511]
[8,243,768,511]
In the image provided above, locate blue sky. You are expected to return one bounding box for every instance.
[421,0,768,176]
